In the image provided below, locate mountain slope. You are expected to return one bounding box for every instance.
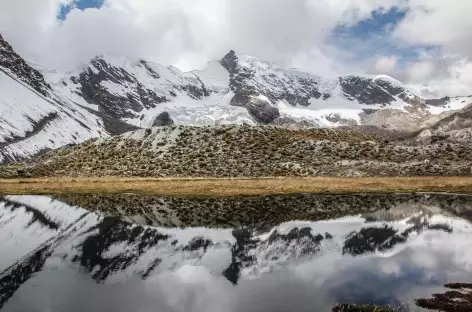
[0,35,142,164]
[0,68,107,163]
[46,50,472,129]
[47,55,254,128]
[0,34,51,97]
[1,31,472,163]
[3,125,472,178]
[0,70,97,163]
[219,51,427,125]
[417,102,472,143]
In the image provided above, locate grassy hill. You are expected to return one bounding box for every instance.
[1,125,471,178]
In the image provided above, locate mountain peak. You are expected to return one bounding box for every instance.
[223,50,237,59]
[220,50,238,72]
[0,33,51,96]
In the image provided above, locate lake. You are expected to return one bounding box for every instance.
[1,193,472,311]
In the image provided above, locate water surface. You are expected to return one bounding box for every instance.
[1,193,472,311]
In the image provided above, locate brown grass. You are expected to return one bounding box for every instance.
[1,176,472,196]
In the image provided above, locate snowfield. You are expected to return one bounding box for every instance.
[0,70,105,163]
[47,52,472,130]
[0,71,57,143]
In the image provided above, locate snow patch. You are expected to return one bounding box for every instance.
[0,71,57,143]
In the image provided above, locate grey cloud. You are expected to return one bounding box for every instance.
[367,53,472,97]
[1,0,472,95]
[0,0,399,73]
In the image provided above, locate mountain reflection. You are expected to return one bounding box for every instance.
[1,194,472,312]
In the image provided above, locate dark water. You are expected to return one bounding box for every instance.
[1,194,472,311]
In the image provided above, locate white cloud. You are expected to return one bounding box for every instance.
[374,56,398,73]
[1,0,472,96]
[0,0,68,55]
[393,0,472,58]
[408,56,472,97]
[369,53,472,97]
[0,0,403,72]
[406,61,434,83]
[386,0,472,96]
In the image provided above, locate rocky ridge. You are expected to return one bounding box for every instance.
[69,56,211,120]
[0,34,51,96]
[54,50,444,128]
[417,103,472,144]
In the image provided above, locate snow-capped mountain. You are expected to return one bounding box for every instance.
[219,50,425,125]
[55,49,467,129]
[1,195,469,310]
[0,34,107,163]
[1,32,471,163]
[0,35,51,97]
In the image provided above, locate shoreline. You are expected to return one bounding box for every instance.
[2,176,472,196]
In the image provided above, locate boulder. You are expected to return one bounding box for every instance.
[230,95,279,124]
[152,112,174,127]
[246,97,280,124]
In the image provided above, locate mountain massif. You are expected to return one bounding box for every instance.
[1,33,472,164]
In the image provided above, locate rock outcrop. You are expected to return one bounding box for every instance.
[152,112,174,127]
[0,34,51,96]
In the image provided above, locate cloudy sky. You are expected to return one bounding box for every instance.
[1,0,472,97]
